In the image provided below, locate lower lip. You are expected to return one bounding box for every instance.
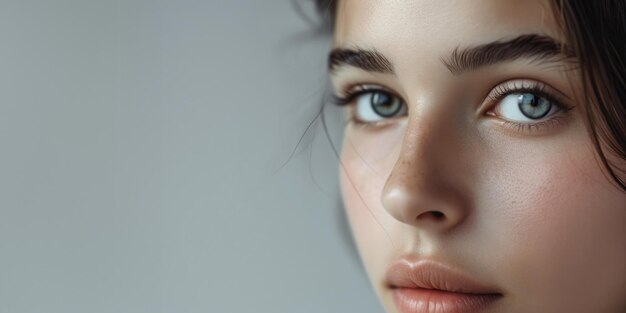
[391,288,502,313]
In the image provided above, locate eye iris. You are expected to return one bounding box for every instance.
[517,93,551,119]
[371,91,401,117]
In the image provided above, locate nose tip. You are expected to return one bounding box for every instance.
[377,105,473,234]
[381,185,467,232]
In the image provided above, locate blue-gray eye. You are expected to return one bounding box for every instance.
[346,89,407,123]
[518,93,551,119]
[496,92,558,123]
[371,91,403,117]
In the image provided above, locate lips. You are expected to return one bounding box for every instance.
[385,258,503,313]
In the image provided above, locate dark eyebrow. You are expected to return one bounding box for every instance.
[442,34,575,75]
[328,48,394,74]
[328,35,575,76]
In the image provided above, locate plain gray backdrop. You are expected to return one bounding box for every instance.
[0,1,384,312]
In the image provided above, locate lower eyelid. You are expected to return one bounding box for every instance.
[491,111,573,136]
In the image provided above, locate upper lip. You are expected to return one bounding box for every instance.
[385,257,503,295]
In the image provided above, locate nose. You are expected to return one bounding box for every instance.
[381,115,471,233]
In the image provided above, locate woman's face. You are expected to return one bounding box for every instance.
[330,1,626,312]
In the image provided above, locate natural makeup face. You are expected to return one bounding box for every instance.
[330,1,626,313]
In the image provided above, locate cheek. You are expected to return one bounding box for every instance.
[485,143,626,311]
[338,126,404,249]
[339,119,626,311]
[339,152,383,246]
[339,138,397,285]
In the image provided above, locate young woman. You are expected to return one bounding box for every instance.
[314,1,626,312]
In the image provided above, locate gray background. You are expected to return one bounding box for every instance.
[0,1,383,312]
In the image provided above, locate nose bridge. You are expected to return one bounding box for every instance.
[381,109,470,233]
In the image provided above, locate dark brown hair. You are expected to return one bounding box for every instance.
[314,0,626,192]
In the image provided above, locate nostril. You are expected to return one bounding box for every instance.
[416,211,446,221]
[431,211,445,219]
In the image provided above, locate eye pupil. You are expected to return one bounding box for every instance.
[371,91,402,117]
[517,93,551,119]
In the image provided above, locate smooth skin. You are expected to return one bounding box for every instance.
[330,1,626,312]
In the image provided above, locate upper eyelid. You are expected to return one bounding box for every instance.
[342,83,398,96]
[335,79,573,111]
[494,80,568,98]
[334,83,406,104]
[486,80,574,111]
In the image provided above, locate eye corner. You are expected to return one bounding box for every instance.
[484,110,497,118]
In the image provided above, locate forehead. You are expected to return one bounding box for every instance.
[334,0,562,56]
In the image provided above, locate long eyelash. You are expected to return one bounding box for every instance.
[330,92,370,127]
[488,80,574,112]
[330,88,373,107]
[330,89,361,125]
